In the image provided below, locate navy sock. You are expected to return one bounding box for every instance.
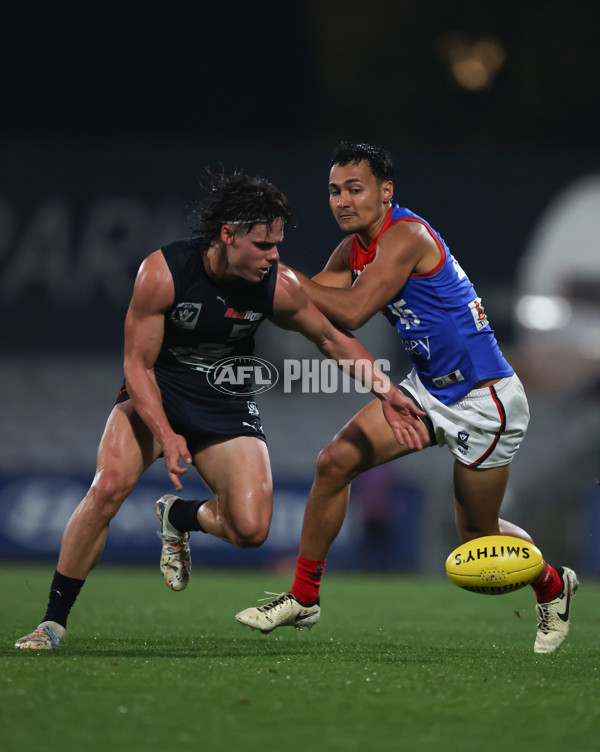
[43,570,85,629]
[168,499,208,533]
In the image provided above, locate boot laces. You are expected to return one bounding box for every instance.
[535,602,551,633]
[257,592,293,613]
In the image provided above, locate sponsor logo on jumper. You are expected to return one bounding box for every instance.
[224,307,263,321]
[170,302,202,330]
[403,336,431,360]
[469,297,489,330]
[247,401,259,416]
[432,369,464,388]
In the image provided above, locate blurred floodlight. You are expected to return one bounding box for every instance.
[438,34,506,91]
[515,295,572,330]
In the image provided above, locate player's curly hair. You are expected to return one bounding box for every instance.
[330,141,394,182]
[190,169,291,243]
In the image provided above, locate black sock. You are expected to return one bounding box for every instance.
[168,499,208,533]
[43,570,86,629]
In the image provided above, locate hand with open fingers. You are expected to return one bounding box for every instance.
[381,390,429,451]
[162,434,193,491]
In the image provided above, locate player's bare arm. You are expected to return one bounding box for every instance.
[311,237,355,288]
[270,265,429,450]
[123,249,192,489]
[298,221,440,330]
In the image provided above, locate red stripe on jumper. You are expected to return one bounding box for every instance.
[469,385,506,468]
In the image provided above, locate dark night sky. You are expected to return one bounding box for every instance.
[2,4,321,145]
[3,1,599,153]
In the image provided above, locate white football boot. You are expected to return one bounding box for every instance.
[155,494,191,591]
[534,566,578,654]
[15,621,66,650]
[236,592,320,634]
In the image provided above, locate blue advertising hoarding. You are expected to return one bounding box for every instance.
[0,471,422,571]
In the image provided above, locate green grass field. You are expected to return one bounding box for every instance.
[1,564,599,752]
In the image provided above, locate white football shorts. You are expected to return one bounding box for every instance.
[399,370,530,468]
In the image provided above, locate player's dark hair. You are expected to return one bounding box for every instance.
[190,169,291,243]
[330,141,394,182]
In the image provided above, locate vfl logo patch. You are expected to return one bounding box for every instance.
[457,430,469,455]
[469,298,489,331]
[170,302,202,330]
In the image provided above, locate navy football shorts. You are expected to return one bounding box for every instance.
[115,378,266,453]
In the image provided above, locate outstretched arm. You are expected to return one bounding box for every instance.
[123,250,192,490]
[270,265,429,450]
[291,236,352,299]
[293,222,439,330]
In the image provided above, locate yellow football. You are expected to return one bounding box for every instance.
[445,535,544,595]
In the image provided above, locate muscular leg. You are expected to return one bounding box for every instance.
[57,401,162,578]
[453,460,534,544]
[234,400,432,628]
[192,436,273,548]
[299,398,431,561]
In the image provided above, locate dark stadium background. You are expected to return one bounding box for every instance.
[3,2,598,149]
[1,1,599,573]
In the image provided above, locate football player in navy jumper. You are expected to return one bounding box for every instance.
[235,143,578,654]
[15,170,428,650]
